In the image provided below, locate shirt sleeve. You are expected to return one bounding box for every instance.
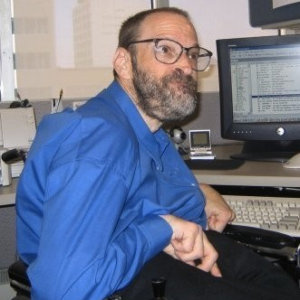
[27,159,172,300]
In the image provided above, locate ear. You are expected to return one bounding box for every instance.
[113,47,132,80]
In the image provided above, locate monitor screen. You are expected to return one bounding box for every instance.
[189,130,211,150]
[217,34,300,162]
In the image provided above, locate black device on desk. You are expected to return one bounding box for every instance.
[217,34,300,162]
[185,158,244,170]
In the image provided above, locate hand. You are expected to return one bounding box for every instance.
[200,184,235,232]
[161,215,221,277]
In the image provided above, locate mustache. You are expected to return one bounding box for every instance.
[163,69,197,92]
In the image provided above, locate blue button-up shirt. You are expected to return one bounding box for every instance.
[16,81,206,300]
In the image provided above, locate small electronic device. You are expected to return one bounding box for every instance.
[188,129,215,160]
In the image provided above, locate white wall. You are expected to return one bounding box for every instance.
[170,0,278,92]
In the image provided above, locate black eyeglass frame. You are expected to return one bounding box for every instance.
[127,38,213,72]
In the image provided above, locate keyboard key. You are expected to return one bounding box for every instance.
[232,221,261,228]
[288,207,300,216]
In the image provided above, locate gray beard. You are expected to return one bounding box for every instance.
[132,62,198,123]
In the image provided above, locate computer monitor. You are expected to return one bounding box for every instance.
[216,34,300,162]
[249,0,300,29]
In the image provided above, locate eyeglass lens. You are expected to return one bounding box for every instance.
[154,39,211,71]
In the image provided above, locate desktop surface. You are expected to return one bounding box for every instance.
[192,143,300,188]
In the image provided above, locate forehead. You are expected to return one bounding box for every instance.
[139,12,198,46]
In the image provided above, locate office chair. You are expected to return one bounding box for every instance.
[8,260,31,299]
[8,261,123,300]
[7,260,122,300]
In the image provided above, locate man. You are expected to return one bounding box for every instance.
[16,7,300,300]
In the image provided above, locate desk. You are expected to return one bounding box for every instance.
[193,144,300,188]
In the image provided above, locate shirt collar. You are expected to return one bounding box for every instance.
[106,81,170,162]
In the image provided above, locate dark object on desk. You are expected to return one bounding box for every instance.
[185,159,244,170]
[169,126,186,145]
[9,99,31,108]
[1,148,26,163]
[230,149,295,163]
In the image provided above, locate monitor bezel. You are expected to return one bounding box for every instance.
[217,34,300,143]
[249,0,300,29]
[189,129,211,150]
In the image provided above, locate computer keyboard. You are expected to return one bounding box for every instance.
[224,194,300,237]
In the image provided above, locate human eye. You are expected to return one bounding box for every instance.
[157,44,171,54]
[155,40,177,58]
[188,49,200,61]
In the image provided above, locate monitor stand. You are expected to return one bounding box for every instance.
[230,141,300,163]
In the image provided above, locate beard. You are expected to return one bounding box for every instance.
[131,58,198,123]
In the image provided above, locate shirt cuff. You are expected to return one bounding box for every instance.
[139,215,173,261]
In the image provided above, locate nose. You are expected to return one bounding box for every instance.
[175,51,194,75]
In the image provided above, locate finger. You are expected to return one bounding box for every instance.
[210,263,222,277]
[173,228,204,261]
[171,224,203,254]
[164,244,178,260]
[185,260,196,267]
[196,233,219,273]
[171,236,194,253]
[230,210,236,222]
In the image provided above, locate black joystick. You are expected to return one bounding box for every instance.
[151,277,167,300]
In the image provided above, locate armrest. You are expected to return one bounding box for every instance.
[223,224,300,261]
[8,260,31,295]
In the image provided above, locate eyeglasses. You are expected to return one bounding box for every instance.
[127,38,212,72]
